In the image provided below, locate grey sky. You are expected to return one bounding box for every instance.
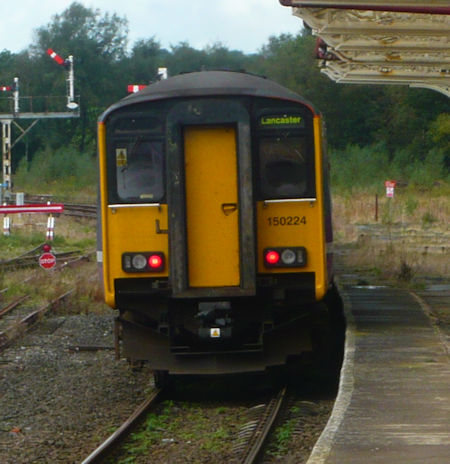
[2,0,302,54]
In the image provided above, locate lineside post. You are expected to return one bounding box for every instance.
[1,120,12,194]
[3,213,10,236]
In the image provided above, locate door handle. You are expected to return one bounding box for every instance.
[221,203,238,216]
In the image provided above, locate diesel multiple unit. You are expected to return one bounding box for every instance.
[97,71,333,378]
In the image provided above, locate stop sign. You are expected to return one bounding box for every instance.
[39,252,56,270]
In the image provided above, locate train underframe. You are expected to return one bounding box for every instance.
[114,274,339,376]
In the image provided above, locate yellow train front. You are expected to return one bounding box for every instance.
[97,71,333,377]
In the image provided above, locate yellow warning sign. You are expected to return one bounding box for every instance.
[116,148,127,167]
[210,328,221,338]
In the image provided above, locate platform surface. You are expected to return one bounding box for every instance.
[308,286,450,464]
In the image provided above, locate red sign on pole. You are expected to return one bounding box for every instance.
[39,252,56,270]
[385,180,397,198]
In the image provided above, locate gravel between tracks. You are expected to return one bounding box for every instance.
[0,313,153,464]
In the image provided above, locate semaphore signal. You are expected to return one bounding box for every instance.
[0,77,20,113]
[1,50,80,201]
[46,48,69,68]
[127,84,148,93]
[46,48,78,109]
[126,68,168,94]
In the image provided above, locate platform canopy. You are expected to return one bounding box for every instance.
[279,1,450,97]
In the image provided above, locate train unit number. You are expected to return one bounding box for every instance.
[267,216,307,226]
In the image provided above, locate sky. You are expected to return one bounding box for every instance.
[1,0,303,54]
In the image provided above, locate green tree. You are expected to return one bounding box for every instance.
[165,41,207,75]
[250,32,382,148]
[127,38,169,84]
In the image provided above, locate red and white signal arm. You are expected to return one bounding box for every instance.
[47,48,66,66]
[385,180,397,198]
[39,252,56,270]
[127,84,147,93]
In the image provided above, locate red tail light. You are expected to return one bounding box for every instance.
[148,254,163,269]
[265,250,280,265]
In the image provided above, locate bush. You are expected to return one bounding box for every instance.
[14,146,97,199]
[330,143,449,192]
[408,148,447,189]
[330,143,390,191]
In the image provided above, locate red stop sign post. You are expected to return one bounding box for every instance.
[39,252,56,270]
[385,180,397,198]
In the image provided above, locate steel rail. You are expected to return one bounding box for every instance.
[54,251,95,270]
[0,295,30,319]
[81,388,163,464]
[0,289,74,352]
[63,204,97,218]
[241,387,287,464]
[0,243,46,265]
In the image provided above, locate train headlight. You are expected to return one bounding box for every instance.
[122,252,165,273]
[263,247,306,268]
[281,249,296,265]
[132,254,147,270]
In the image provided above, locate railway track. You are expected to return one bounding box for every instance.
[0,249,81,270]
[239,387,287,463]
[0,243,94,272]
[63,203,97,219]
[0,247,95,352]
[81,388,164,464]
[23,195,97,219]
[0,289,74,353]
[0,295,30,318]
[80,386,288,464]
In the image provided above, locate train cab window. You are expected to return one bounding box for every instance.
[115,139,164,202]
[259,136,312,199]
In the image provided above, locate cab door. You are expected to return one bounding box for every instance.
[184,126,240,287]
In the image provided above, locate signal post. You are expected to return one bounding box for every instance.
[0,49,80,201]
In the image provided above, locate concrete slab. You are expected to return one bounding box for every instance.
[308,286,450,464]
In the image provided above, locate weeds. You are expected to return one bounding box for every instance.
[397,261,414,283]
[421,211,437,227]
[268,418,298,456]
[111,400,245,463]
[404,196,419,216]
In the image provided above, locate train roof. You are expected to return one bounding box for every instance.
[99,71,318,121]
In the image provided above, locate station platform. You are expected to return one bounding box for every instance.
[308,285,450,464]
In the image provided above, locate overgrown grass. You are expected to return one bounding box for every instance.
[333,190,449,285]
[0,212,104,314]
